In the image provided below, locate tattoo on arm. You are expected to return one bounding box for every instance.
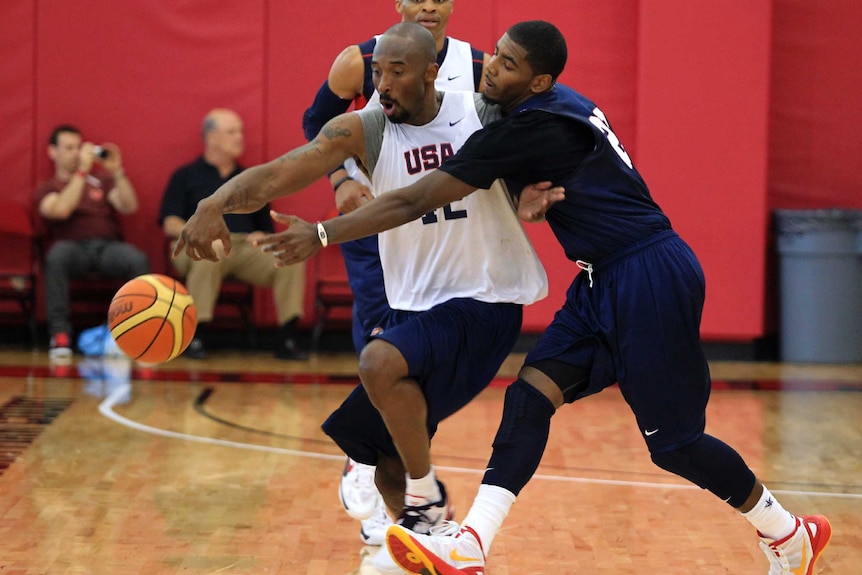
[321,125,352,141]
[277,123,347,163]
[281,141,324,163]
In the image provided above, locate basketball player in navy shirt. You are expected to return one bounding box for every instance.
[258,20,831,575]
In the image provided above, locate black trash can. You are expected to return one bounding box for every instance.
[774,209,862,363]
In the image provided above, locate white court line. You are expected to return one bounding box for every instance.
[99,382,862,501]
[98,383,342,462]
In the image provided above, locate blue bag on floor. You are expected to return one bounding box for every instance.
[77,323,123,357]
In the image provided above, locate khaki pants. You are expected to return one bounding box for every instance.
[171,233,305,325]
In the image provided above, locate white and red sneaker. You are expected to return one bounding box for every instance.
[759,514,832,575]
[386,521,485,575]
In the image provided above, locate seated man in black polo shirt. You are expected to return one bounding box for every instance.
[159,108,307,360]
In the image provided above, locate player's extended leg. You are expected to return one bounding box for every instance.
[386,362,585,575]
[377,300,525,571]
[365,299,523,526]
[649,436,831,574]
[620,234,831,574]
[359,338,455,531]
[359,338,432,480]
[355,336,450,575]
[385,282,599,574]
[321,357,453,568]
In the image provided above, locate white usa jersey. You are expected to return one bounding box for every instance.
[435,37,477,91]
[346,37,479,187]
[358,91,548,311]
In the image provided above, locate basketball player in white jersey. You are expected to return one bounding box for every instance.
[301,0,491,547]
[177,23,548,572]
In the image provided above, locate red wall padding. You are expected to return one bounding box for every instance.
[1,0,36,218]
[768,0,862,209]
[2,1,860,339]
[636,1,772,340]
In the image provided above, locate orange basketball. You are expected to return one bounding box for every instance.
[107,274,197,364]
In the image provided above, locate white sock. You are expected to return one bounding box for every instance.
[741,485,797,540]
[462,484,516,554]
[405,468,441,506]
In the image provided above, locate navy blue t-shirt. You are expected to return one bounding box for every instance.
[439,85,671,263]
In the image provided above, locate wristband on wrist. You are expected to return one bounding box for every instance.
[316,221,329,247]
[327,164,346,178]
[332,175,354,192]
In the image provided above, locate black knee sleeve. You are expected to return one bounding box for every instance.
[650,434,756,508]
[484,379,556,495]
[528,358,589,403]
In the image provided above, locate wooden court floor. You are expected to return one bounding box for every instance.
[0,348,860,574]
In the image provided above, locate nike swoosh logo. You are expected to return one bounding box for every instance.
[450,549,483,563]
[448,75,462,81]
[644,429,659,436]
[791,541,807,575]
[449,118,464,126]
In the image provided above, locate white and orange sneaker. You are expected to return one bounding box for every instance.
[386,521,485,575]
[759,515,832,575]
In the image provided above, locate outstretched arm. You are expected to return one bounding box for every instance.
[259,175,565,266]
[174,113,365,262]
[323,170,476,241]
[256,170,478,265]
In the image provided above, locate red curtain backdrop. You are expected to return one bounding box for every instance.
[2,0,859,339]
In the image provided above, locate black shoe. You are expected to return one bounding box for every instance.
[184,336,207,359]
[395,480,454,534]
[274,338,309,361]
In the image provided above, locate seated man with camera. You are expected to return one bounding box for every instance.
[34,124,150,359]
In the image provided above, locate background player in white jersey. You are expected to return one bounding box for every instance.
[176,23,548,573]
[302,0,491,546]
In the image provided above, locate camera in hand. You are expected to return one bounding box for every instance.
[93,146,109,159]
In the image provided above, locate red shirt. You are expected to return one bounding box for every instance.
[34,173,122,242]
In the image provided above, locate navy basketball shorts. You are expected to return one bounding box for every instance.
[524,230,711,453]
[322,298,523,464]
